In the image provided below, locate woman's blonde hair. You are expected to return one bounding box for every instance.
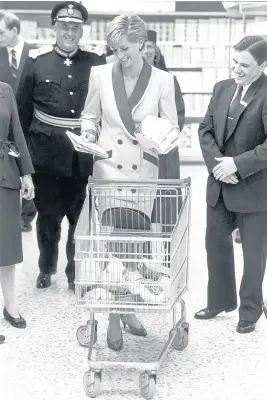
[106,14,147,49]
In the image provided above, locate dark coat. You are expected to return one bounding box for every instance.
[199,74,267,213]
[16,47,106,178]
[0,82,34,190]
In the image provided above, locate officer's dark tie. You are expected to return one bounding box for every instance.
[10,49,17,79]
[228,85,243,119]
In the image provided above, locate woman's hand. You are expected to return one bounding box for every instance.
[21,175,35,200]
[81,129,96,143]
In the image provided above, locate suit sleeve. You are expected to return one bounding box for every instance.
[173,75,185,131]
[16,57,35,142]
[198,83,224,174]
[234,96,267,179]
[80,67,102,134]
[8,85,34,176]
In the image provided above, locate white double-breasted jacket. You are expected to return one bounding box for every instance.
[81,60,179,220]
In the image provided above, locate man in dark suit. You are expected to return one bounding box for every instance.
[0,11,37,232]
[195,36,267,334]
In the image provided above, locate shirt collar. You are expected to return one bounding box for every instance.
[7,36,24,53]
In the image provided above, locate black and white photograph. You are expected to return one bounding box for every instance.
[0,0,267,399]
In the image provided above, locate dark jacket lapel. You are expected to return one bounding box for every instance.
[112,60,152,137]
[128,60,152,111]
[225,74,266,142]
[112,60,135,137]
[217,83,236,147]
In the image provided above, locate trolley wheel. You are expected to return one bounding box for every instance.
[139,372,157,400]
[83,370,102,398]
[76,321,97,348]
[170,322,189,351]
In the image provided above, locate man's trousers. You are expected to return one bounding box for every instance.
[32,173,87,283]
[206,194,267,323]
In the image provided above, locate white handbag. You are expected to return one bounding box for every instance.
[134,115,179,155]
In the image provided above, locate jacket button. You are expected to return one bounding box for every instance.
[117,165,122,169]
[45,79,50,83]
[132,164,137,170]
[117,139,123,144]
[71,109,75,113]
[70,91,74,95]
[68,75,72,78]
[132,140,138,145]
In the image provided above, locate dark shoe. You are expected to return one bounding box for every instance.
[107,314,123,352]
[120,314,147,337]
[194,306,237,320]
[36,273,51,289]
[233,229,241,244]
[0,334,5,344]
[3,307,26,329]
[68,281,75,291]
[21,221,32,232]
[236,320,256,334]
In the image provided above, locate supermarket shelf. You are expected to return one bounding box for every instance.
[7,9,228,17]
[180,150,204,164]
[185,116,204,123]
[169,63,229,70]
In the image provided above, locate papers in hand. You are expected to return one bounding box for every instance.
[134,115,179,155]
[65,130,108,159]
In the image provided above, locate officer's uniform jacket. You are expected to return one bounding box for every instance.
[81,60,179,219]
[16,45,106,177]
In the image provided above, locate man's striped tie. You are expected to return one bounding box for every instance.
[10,49,17,79]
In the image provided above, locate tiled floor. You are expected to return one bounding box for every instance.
[1,165,267,400]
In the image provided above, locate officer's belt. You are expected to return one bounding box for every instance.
[34,108,81,128]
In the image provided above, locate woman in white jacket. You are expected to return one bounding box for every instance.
[81,14,180,352]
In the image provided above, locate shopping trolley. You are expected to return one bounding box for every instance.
[74,177,191,399]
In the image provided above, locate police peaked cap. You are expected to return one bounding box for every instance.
[147,30,157,44]
[51,1,88,24]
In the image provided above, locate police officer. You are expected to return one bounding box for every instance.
[16,1,106,290]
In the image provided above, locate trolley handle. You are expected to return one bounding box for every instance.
[88,176,191,187]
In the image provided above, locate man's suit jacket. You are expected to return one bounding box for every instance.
[199,74,267,213]
[0,42,34,93]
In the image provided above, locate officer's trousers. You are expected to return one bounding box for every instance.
[32,173,87,282]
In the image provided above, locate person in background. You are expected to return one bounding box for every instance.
[195,36,267,334]
[0,81,35,344]
[16,1,106,291]
[0,11,37,233]
[105,45,116,63]
[144,29,185,238]
[81,14,181,352]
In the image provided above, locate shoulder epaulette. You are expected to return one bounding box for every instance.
[79,44,104,57]
[29,45,54,59]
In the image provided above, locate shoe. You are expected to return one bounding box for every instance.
[68,281,75,291]
[233,229,241,244]
[21,222,32,232]
[236,320,256,334]
[36,273,51,289]
[194,306,237,320]
[120,314,147,337]
[3,307,26,329]
[107,314,123,352]
[0,335,5,344]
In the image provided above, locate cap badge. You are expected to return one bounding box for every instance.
[67,5,75,16]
